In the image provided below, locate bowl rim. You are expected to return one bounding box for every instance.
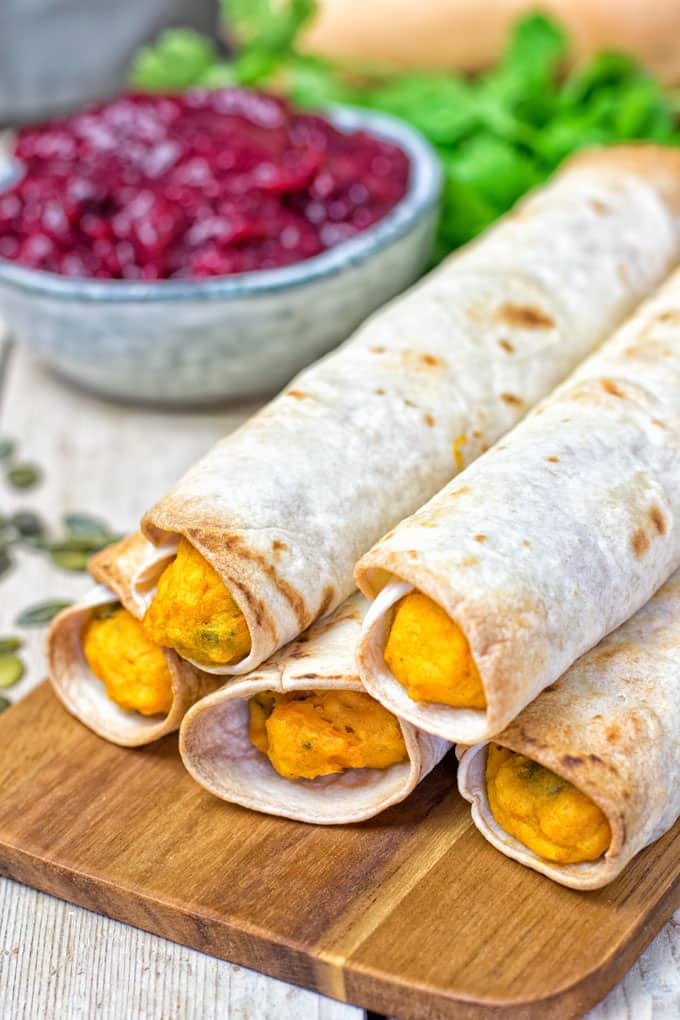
[0,103,441,305]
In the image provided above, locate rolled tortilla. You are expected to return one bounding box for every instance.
[356,267,680,744]
[47,533,220,747]
[179,594,450,824]
[457,568,680,889]
[140,146,680,677]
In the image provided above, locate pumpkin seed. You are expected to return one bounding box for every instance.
[10,510,45,538]
[0,438,15,461]
[49,536,101,553]
[63,512,117,548]
[6,463,42,490]
[0,655,24,689]
[0,695,10,714]
[0,637,22,654]
[49,545,91,572]
[0,546,12,579]
[16,600,73,626]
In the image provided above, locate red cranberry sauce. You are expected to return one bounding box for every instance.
[0,90,410,280]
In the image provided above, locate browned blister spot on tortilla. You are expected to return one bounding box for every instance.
[370,346,385,354]
[589,198,609,214]
[499,338,515,353]
[474,534,487,543]
[460,555,480,568]
[656,309,680,324]
[588,754,603,764]
[631,529,650,557]
[497,303,554,329]
[649,505,667,534]
[404,398,417,408]
[420,353,445,368]
[607,722,623,746]
[450,486,471,499]
[522,539,530,546]
[271,539,288,561]
[424,413,435,427]
[562,755,583,767]
[374,387,386,395]
[500,393,523,407]
[287,389,309,400]
[601,378,624,398]
[546,455,560,463]
[407,550,417,559]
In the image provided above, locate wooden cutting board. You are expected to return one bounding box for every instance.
[0,683,678,1020]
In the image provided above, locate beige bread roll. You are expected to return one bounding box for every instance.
[303,0,680,84]
[141,146,680,678]
[356,266,680,744]
[458,569,680,890]
[180,594,450,824]
[47,534,219,747]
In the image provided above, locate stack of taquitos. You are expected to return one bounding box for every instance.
[47,145,680,746]
[352,267,680,882]
[179,264,680,841]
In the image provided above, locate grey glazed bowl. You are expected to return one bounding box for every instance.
[0,106,441,405]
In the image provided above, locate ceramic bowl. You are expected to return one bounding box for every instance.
[0,106,441,405]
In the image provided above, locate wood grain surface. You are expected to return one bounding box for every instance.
[0,341,679,1020]
[0,681,678,1020]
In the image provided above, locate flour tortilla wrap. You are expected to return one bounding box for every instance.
[140,146,680,677]
[179,594,450,824]
[47,533,219,747]
[457,569,680,889]
[357,267,680,744]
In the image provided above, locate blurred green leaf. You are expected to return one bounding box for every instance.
[225,0,315,55]
[446,135,543,211]
[130,29,218,91]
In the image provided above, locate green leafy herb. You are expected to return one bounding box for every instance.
[0,655,24,689]
[225,0,315,57]
[16,600,73,627]
[6,463,42,490]
[130,29,218,91]
[0,637,22,654]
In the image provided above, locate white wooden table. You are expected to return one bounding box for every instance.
[0,341,677,1020]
